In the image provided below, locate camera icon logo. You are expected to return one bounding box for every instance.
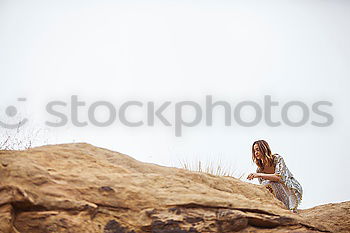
[0,98,28,129]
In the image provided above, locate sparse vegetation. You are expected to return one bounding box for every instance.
[0,120,47,150]
[179,158,245,180]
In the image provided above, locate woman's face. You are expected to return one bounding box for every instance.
[253,144,262,159]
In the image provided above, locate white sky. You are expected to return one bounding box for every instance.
[1,0,350,209]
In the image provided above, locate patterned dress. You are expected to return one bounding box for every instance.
[258,154,303,211]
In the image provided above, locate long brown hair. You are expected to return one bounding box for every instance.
[252,140,276,171]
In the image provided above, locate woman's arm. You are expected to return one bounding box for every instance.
[257,173,281,182]
[247,173,281,182]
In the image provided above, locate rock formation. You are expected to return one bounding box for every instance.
[0,143,348,232]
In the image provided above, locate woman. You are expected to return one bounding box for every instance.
[247,140,303,212]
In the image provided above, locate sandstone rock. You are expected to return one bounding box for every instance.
[0,143,347,232]
[299,201,350,233]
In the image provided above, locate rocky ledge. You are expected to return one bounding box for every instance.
[0,143,348,233]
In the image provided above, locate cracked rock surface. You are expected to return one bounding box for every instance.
[0,143,348,233]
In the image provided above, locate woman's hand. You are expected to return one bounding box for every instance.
[247,173,260,180]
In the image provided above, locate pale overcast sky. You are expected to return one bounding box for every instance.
[1,0,350,209]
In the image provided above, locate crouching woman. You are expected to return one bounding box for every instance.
[247,140,303,212]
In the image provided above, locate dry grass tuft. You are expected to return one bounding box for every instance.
[179,158,245,180]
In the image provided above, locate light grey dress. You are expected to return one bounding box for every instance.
[258,154,303,210]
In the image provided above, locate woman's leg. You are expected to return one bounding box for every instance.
[262,180,290,209]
